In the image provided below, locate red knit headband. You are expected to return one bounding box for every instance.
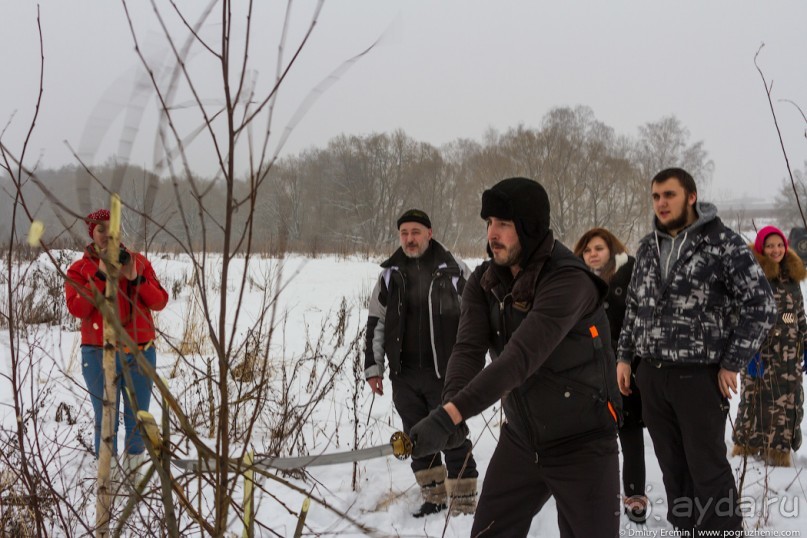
[87,209,110,238]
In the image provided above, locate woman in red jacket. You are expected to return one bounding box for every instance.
[65,209,168,475]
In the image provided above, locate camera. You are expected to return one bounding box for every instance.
[118,247,131,265]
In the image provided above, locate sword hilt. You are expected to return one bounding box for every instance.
[390,431,412,460]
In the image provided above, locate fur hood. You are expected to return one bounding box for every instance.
[750,245,807,283]
[613,252,629,273]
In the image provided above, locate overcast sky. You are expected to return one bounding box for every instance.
[2,1,806,203]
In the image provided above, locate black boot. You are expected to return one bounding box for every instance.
[413,501,447,518]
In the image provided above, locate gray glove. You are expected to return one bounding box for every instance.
[410,406,469,458]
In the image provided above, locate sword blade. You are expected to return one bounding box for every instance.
[172,432,411,473]
[256,443,395,470]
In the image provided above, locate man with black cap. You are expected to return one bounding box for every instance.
[364,209,478,518]
[409,178,621,536]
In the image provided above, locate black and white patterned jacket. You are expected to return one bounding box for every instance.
[617,202,776,372]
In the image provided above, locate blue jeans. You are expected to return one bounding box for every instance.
[81,345,157,456]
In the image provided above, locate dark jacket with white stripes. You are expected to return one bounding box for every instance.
[617,202,776,372]
[364,240,471,380]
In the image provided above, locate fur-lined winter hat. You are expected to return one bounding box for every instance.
[480,177,550,266]
[87,209,110,238]
[754,225,788,255]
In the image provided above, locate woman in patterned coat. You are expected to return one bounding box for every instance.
[732,225,807,467]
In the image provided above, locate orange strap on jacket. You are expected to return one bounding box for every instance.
[606,401,618,423]
[589,325,618,423]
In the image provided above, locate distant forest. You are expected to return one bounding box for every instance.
[9,105,792,258]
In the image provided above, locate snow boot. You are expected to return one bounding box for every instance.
[624,495,649,524]
[109,457,125,491]
[123,452,146,484]
[445,476,477,516]
[413,466,447,518]
[764,448,791,467]
[731,443,759,458]
[108,455,133,496]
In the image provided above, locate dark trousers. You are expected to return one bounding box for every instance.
[619,424,646,498]
[636,362,742,531]
[390,368,477,478]
[472,424,619,538]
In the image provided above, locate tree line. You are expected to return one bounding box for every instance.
[1,106,715,256]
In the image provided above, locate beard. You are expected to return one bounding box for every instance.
[403,241,428,259]
[491,241,521,267]
[658,205,694,234]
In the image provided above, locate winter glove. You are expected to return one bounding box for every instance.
[410,406,469,458]
[747,353,764,379]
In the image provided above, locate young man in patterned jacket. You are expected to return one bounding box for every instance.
[617,168,776,535]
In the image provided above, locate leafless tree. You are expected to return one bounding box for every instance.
[774,163,807,228]
[1,1,391,536]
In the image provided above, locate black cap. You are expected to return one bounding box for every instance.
[397,209,432,230]
[481,177,550,266]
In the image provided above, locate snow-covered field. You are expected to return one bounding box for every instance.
[1,252,806,537]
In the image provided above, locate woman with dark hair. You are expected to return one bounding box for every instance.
[574,228,647,522]
[65,209,168,479]
[732,225,806,467]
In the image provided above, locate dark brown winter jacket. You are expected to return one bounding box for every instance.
[443,231,620,452]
